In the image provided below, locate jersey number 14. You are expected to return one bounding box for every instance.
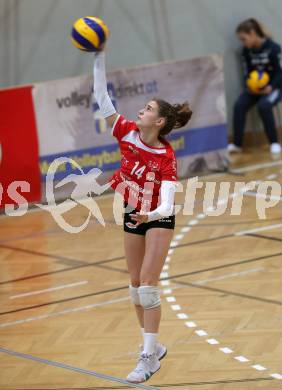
[130,161,146,179]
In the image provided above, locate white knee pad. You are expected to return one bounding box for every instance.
[138,285,161,309]
[129,285,140,305]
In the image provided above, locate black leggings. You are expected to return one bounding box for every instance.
[233,89,282,146]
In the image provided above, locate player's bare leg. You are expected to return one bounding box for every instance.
[126,228,172,383]
[141,228,173,333]
[124,232,145,327]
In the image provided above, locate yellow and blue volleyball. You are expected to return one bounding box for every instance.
[71,16,109,52]
[246,70,270,93]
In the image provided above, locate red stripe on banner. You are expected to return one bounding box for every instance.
[0,85,41,210]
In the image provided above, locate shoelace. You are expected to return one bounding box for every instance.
[134,354,150,373]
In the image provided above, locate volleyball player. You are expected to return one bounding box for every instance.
[93,49,192,383]
[229,18,282,154]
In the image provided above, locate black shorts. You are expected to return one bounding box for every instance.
[123,202,175,236]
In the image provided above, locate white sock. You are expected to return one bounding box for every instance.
[143,332,158,356]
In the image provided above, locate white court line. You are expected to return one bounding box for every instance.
[3,288,183,328]
[194,268,264,285]
[171,304,181,311]
[252,364,267,371]
[177,313,188,319]
[235,356,249,362]
[188,219,198,225]
[10,281,88,299]
[206,339,219,345]
[220,347,233,354]
[162,198,282,381]
[0,297,130,328]
[235,223,282,236]
[230,160,282,174]
[3,157,282,379]
[185,321,196,328]
[271,373,282,380]
[0,347,158,390]
[166,296,176,302]
[180,227,191,233]
[163,174,282,380]
[195,329,208,337]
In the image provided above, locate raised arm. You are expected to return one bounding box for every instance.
[93,51,119,128]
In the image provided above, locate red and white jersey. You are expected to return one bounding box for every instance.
[110,115,178,212]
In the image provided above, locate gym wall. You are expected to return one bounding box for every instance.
[1,0,282,133]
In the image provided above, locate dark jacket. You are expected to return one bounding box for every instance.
[241,38,282,89]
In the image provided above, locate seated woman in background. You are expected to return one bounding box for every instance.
[228,18,282,154]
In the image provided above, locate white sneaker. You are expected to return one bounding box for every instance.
[270,143,282,154]
[155,343,167,360]
[126,352,160,383]
[139,343,167,361]
[227,143,242,153]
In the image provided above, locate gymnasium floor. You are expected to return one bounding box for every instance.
[1,146,282,390]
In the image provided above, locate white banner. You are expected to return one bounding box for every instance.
[32,54,228,200]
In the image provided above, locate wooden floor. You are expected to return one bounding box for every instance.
[1,145,282,390]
